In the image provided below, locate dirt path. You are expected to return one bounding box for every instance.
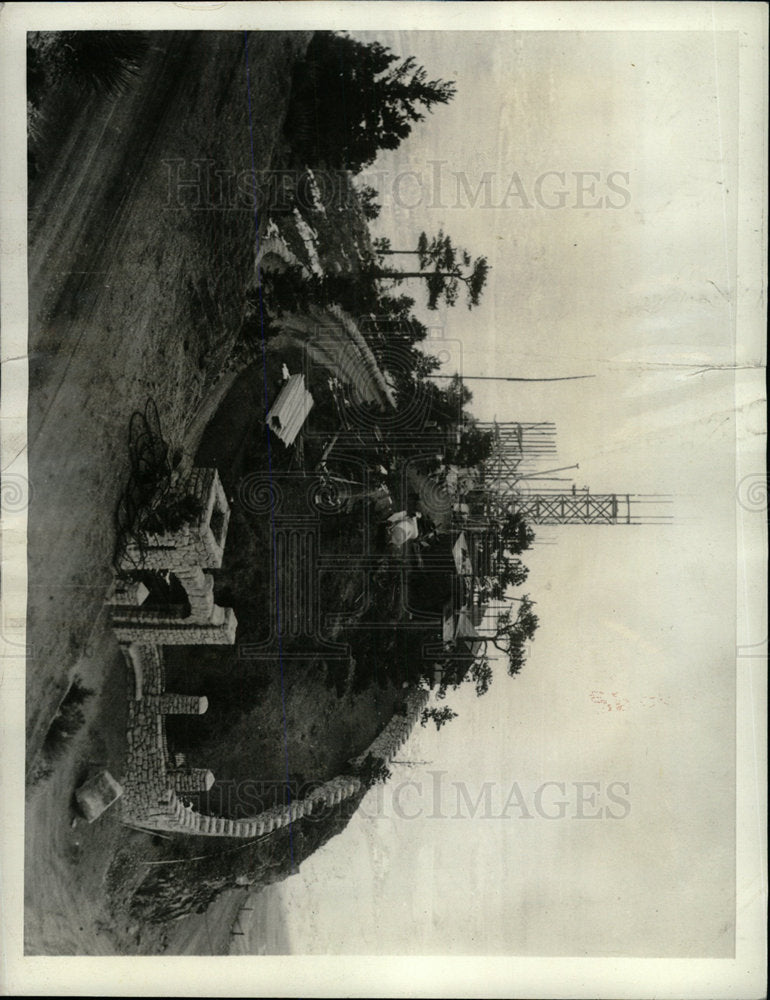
[227,885,292,955]
[162,888,249,955]
[24,30,311,955]
[23,632,132,955]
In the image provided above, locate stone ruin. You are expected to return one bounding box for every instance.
[106,466,377,838]
[118,641,362,837]
[110,468,237,646]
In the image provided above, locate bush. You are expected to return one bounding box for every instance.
[356,753,392,788]
[45,702,86,750]
[29,675,95,784]
[64,674,94,707]
[27,31,149,107]
[420,706,458,731]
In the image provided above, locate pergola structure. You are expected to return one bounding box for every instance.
[463,421,671,526]
[476,421,557,492]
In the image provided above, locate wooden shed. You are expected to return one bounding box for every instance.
[266,374,314,446]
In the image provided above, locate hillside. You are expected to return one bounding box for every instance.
[24,29,318,956]
[24,28,459,954]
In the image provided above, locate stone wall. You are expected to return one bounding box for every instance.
[153,775,363,838]
[118,467,230,572]
[170,768,215,794]
[350,689,430,770]
[119,642,364,838]
[111,466,425,839]
[118,639,432,839]
[109,467,238,646]
[111,607,238,645]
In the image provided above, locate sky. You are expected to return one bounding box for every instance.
[249,28,750,957]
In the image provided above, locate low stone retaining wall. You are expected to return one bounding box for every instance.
[350,689,430,770]
[111,607,238,645]
[111,465,426,839]
[119,643,363,837]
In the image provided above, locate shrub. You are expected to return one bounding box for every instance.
[29,675,95,784]
[420,706,458,731]
[356,753,392,788]
[65,674,95,707]
[27,31,149,106]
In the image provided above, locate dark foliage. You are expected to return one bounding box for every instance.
[445,424,494,469]
[420,706,458,730]
[355,752,393,788]
[29,675,95,783]
[284,32,455,172]
[27,31,150,106]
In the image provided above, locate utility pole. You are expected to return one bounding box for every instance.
[433,374,595,383]
[516,464,580,480]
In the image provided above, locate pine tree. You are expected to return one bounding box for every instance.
[373,230,490,310]
[285,33,456,173]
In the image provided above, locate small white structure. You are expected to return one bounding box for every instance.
[266,374,314,446]
[386,510,421,548]
[442,603,485,659]
[452,532,474,577]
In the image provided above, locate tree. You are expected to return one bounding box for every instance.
[421,706,458,730]
[358,185,382,220]
[446,423,494,469]
[373,229,490,311]
[443,372,474,411]
[285,33,456,172]
[485,555,529,600]
[479,597,539,676]
[497,510,536,554]
[469,658,493,696]
[374,232,430,257]
[478,512,535,599]
[358,291,429,350]
[415,373,470,431]
[356,753,393,788]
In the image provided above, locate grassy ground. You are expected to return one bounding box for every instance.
[24,30,313,956]
[25,30,311,762]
